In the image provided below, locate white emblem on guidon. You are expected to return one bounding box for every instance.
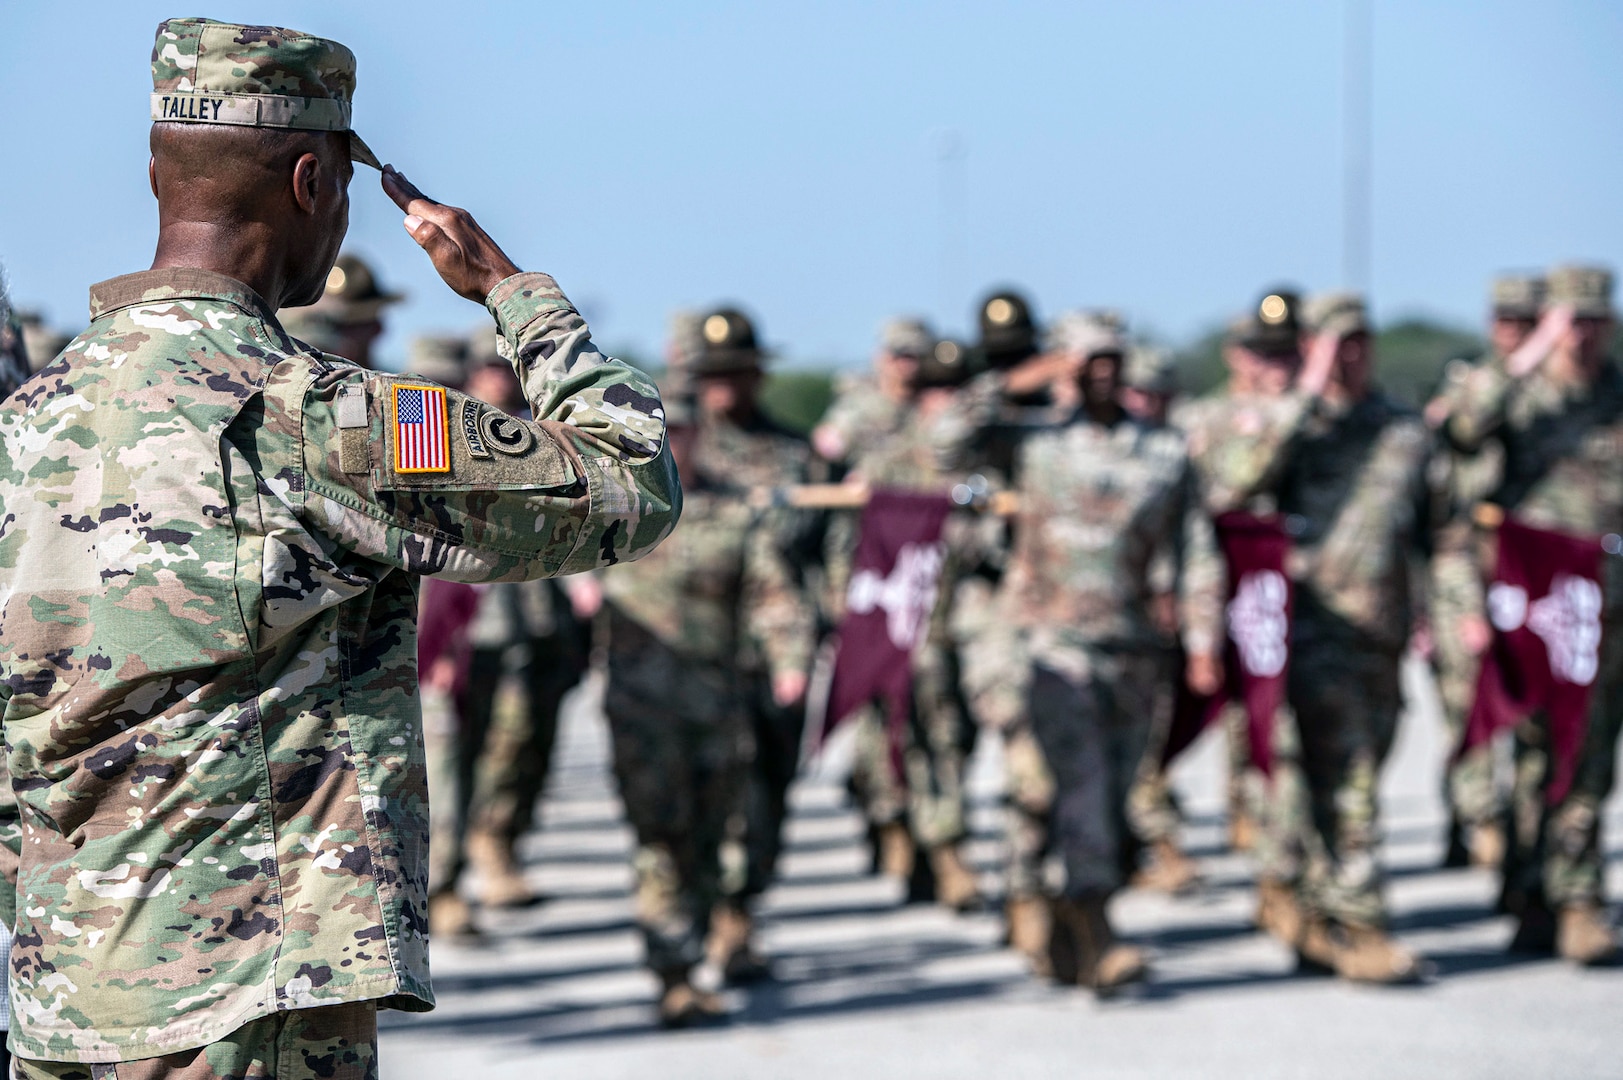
[1227,570,1289,678]
[847,542,947,651]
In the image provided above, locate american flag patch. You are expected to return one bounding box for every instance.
[393,385,450,473]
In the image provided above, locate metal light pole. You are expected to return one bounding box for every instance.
[1343,0,1373,292]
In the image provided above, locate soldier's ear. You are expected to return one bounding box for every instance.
[149,157,158,201]
[292,153,323,215]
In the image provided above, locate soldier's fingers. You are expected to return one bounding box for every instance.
[402,214,461,267]
[381,166,435,213]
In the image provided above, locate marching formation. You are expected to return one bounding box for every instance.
[165,255,1617,1026]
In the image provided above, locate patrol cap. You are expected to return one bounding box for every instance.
[1490,273,1546,320]
[1046,310,1126,360]
[665,310,705,371]
[17,311,72,372]
[917,338,974,388]
[1302,291,1370,338]
[1123,344,1179,394]
[878,317,934,359]
[978,289,1038,362]
[691,307,766,376]
[1238,287,1303,354]
[662,391,698,429]
[151,18,381,169]
[1545,263,1614,319]
[466,330,506,371]
[407,334,468,386]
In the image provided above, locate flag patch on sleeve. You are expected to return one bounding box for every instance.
[393,384,450,474]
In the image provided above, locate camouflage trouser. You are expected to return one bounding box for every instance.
[425,641,575,893]
[958,612,1051,900]
[1501,627,1623,909]
[1251,701,1309,887]
[1287,639,1403,927]
[1028,648,1168,898]
[847,640,975,851]
[736,674,806,900]
[1125,669,1183,847]
[603,627,751,979]
[1431,592,1499,828]
[17,1001,378,1080]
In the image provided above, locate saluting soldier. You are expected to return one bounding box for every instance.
[1445,264,1623,965]
[1424,273,1544,870]
[0,19,677,1076]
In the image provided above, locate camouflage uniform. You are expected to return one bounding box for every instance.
[599,483,814,982]
[0,23,678,1066]
[997,397,1224,901]
[1446,266,1623,921]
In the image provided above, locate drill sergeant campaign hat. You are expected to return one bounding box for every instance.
[978,289,1039,366]
[1490,273,1546,320]
[878,317,935,358]
[151,17,382,169]
[1545,263,1614,319]
[1238,287,1303,354]
[1302,291,1370,339]
[691,307,768,375]
[917,338,974,388]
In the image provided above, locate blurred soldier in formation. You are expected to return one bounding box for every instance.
[280,251,403,367]
[936,289,1058,971]
[1199,291,1432,982]
[1423,274,1544,870]
[1444,265,1623,965]
[1119,343,1206,894]
[599,395,816,1026]
[943,311,1224,991]
[820,320,986,912]
[419,336,592,938]
[1177,294,1315,942]
[685,306,821,980]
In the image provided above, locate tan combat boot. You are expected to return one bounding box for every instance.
[1228,811,1258,854]
[658,972,727,1029]
[1295,916,1337,974]
[1051,895,1148,994]
[427,890,479,941]
[706,902,771,983]
[929,845,983,913]
[1556,904,1619,966]
[1132,838,1200,895]
[1255,879,1305,947]
[1330,923,1423,984]
[877,821,916,880]
[1468,822,1507,870]
[466,828,535,909]
[1007,895,1052,978]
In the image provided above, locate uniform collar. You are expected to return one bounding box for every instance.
[88,268,278,324]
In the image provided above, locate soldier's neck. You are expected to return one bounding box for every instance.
[150,220,292,311]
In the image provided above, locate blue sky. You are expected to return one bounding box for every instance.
[3,1,1619,369]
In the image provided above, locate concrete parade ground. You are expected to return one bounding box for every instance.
[381,663,1623,1079]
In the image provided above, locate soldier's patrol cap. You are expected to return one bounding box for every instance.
[1302,291,1370,338]
[665,310,705,371]
[691,307,767,375]
[150,18,381,170]
[1545,263,1614,319]
[1490,273,1546,320]
[1123,344,1179,394]
[407,335,468,387]
[878,317,935,359]
[978,289,1039,361]
[663,392,699,429]
[17,311,72,373]
[1046,310,1126,360]
[1238,287,1303,354]
[917,338,974,389]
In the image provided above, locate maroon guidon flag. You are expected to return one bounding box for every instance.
[824,490,954,774]
[1465,517,1605,806]
[1163,512,1292,774]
